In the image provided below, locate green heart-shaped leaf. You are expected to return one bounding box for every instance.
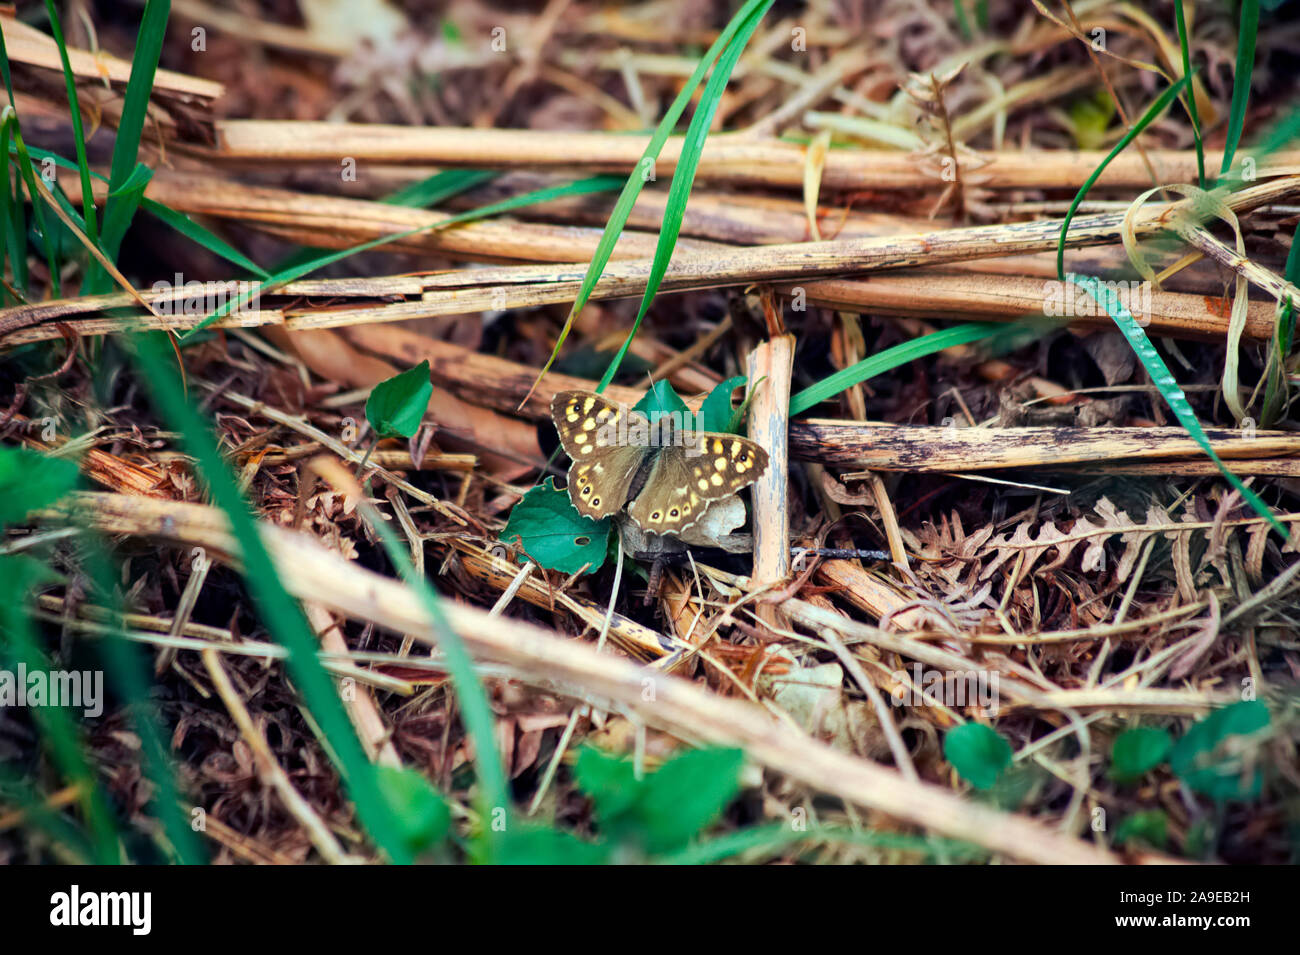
[366,360,433,439]
[500,478,610,575]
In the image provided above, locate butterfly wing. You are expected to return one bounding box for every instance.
[551,390,648,520]
[627,432,768,536]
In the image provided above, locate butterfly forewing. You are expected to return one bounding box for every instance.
[626,431,768,536]
[551,390,648,519]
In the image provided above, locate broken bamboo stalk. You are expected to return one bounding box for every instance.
[746,335,795,630]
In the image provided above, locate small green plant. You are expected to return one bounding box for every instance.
[943,723,1012,791]
[1109,727,1174,785]
[1170,700,1271,801]
[0,444,79,527]
[575,746,745,858]
[375,766,453,857]
[1114,810,1169,851]
[366,359,433,440]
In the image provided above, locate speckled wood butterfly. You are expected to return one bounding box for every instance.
[551,390,768,537]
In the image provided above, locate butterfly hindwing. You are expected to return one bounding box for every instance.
[627,432,768,536]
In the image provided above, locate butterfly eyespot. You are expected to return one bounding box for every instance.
[738,452,749,462]
[669,508,679,518]
[591,497,601,507]
[581,485,592,497]
[651,510,661,521]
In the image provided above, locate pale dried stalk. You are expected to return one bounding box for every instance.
[303,603,402,769]
[795,421,1300,470]
[746,335,795,630]
[203,121,1300,192]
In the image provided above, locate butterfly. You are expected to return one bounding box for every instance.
[550,390,768,537]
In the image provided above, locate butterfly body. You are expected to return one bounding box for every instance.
[550,390,768,537]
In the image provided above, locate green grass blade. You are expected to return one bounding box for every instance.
[381,168,497,208]
[1254,103,1300,159]
[1057,74,1191,281]
[40,0,98,247]
[179,174,622,340]
[8,123,62,296]
[0,118,27,295]
[141,198,270,278]
[595,0,774,392]
[364,501,510,852]
[953,0,973,41]
[0,562,121,863]
[531,0,775,389]
[0,29,59,294]
[1173,0,1205,189]
[1219,0,1259,178]
[126,330,413,862]
[83,0,171,294]
[0,764,94,862]
[1067,273,1283,536]
[269,169,501,273]
[789,321,1047,417]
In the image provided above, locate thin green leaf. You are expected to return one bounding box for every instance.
[595,0,774,393]
[789,321,1046,417]
[1057,74,1191,281]
[0,117,25,297]
[531,0,775,391]
[1067,273,1284,536]
[363,495,510,853]
[382,168,497,208]
[0,554,121,863]
[953,0,973,41]
[7,121,62,296]
[1219,0,1259,178]
[141,199,270,278]
[40,0,98,247]
[656,822,986,865]
[84,0,170,293]
[77,545,207,864]
[1173,0,1205,189]
[0,445,80,526]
